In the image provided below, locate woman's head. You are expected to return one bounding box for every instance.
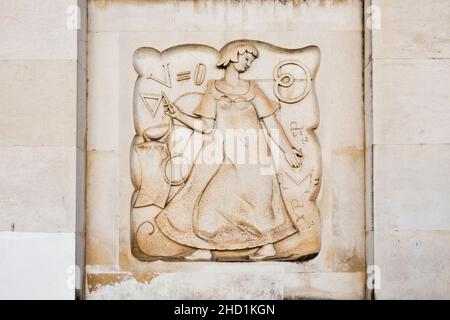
[217,41,258,72]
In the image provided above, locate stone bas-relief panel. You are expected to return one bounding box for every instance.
[130,40,321,262]
[85,0,366,299]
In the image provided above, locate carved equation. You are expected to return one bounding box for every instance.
[289,121,309,144]
[290,198,314,232]
[146,63,172,88]
[145,62,206,86]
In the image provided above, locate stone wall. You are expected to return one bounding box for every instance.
[367,0,450,299]
[0,0,87,299]
[84,0,366,300]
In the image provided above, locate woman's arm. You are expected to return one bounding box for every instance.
[176,110,215,134]
[262,114,294,152]
[262,114,302,168]
[164,103,214,134]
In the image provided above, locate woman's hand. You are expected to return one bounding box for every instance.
[285,147,303,168]
[163,102,182,119]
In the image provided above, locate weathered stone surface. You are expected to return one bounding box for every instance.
[128,41,321,261]
[0,147,77,232]
[373,60,450,145]
[0,0,85,301]
[85,0,365,298]
[86,150,119,266]
[0,0,79,60]
[2,0,450,300]
[87,271,284,300]
[0,232,75,300]
[372,0,450,59]
[370,0,450,301]
[85,268,365,300]
[86,32,120,152]
[0,60,78,147]
[374,230,450,300]
[374,144,450,231]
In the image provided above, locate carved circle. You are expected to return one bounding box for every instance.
[163,153,191,186]
[273,60,312,104]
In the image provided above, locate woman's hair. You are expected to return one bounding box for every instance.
[217,41,259,68]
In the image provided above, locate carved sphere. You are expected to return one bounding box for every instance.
[143,124,171,141]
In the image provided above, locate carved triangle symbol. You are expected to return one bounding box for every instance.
[139,92,163,117]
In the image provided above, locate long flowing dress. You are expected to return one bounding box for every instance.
[155,80,297,250]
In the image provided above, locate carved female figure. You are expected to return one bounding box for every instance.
[155,41,303,260]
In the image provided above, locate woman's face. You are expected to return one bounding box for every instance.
[233,52,255,73]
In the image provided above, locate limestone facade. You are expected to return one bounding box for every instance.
[0,0,448,300]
